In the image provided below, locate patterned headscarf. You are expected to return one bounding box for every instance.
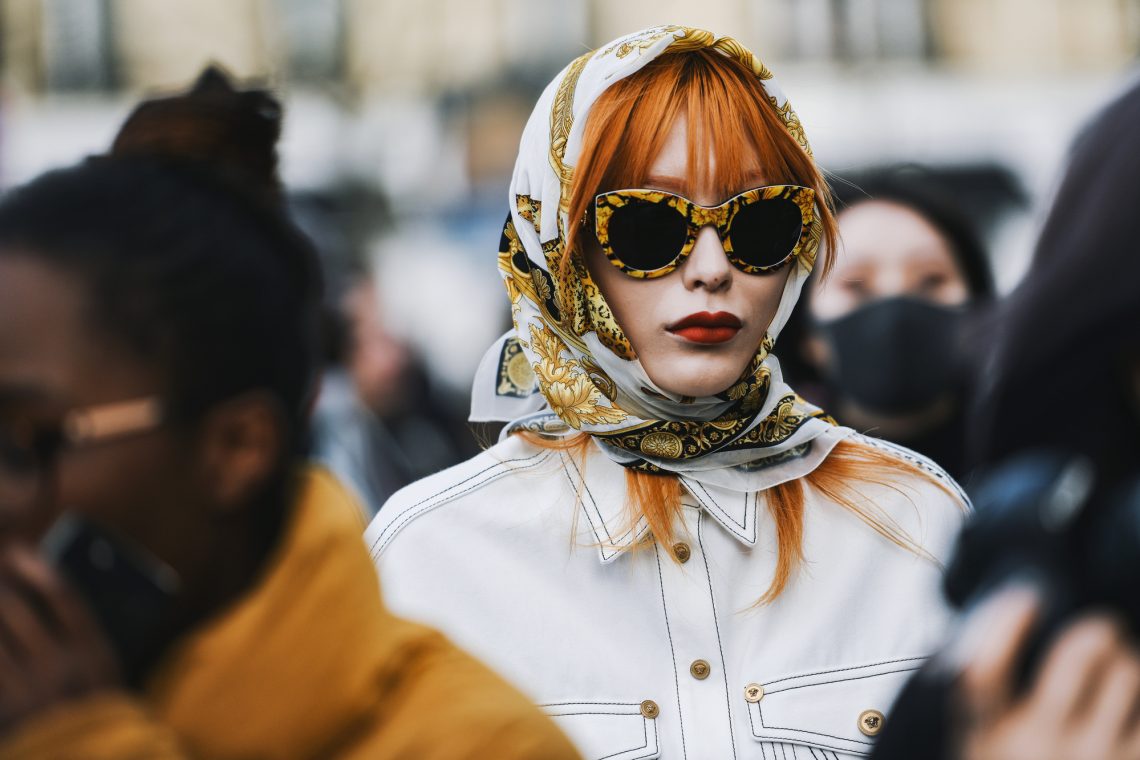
[471,26,849,491]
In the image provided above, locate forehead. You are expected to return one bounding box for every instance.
[833,201,960,272]
[0,254,152,408]
[644,114,767,198]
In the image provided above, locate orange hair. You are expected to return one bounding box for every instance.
[517,49,956,603]
[563,47,840,277]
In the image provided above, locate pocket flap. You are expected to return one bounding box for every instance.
[746,658,925,757]
[541,702,660,760]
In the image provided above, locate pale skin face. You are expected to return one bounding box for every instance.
[809,200,969,322]
[584,115,790,398]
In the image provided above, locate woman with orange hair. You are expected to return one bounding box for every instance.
[367,26,967,760]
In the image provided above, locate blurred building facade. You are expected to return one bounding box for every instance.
[1,0,1138,403]
[6,1,1136,93]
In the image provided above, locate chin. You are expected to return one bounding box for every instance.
[646,356,744,398]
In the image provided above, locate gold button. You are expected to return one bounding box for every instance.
[639,700,660,719]
[858,709,885,737]
[673,542,691,563]
[744,683,764,703]
[690,659,711,680]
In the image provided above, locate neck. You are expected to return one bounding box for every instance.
[146,489,290,680]
[187,515,280,617]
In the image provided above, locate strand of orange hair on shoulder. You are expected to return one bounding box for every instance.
[752,438,961,605]
[511,430,616,559]
[517,430,962,605]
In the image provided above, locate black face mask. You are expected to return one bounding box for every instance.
[815,297,968,415]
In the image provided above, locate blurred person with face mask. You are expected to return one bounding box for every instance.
[796,170,995,482]
[0,70,578,759]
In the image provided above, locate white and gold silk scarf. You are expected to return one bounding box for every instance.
[471,25,851,491]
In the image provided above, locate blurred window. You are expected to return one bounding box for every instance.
[273,0,344,82]
[785,0,931,61]
[41,0,115,91]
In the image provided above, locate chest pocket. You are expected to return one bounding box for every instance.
[541,702,660,760]
[745,658,925,759]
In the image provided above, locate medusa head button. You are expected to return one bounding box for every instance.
[744,683,764,703]
[640,700,660,719]
[673,542,691,563]
[690,659,711,680]
[858,709,885,737]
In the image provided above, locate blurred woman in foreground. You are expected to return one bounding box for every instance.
[0,70,576,758]
[956,74,1140,760]
[872,77,1140,760]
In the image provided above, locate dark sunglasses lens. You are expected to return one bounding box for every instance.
[729,197,804,269]
[604,199,688,272]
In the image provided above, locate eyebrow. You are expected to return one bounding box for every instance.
[643,174,688,194]
[643,171,773,197]
[739,170,770,186]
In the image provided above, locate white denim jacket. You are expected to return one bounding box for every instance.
[365,431,967,760]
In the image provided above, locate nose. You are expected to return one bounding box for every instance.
[874,268,909,300]
[680,225,731,292]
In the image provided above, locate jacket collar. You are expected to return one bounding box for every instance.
[145,467,399,759]
[682,477,760,545]
[562,448,760,564]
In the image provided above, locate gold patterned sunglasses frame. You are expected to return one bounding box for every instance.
[593,185,816,279]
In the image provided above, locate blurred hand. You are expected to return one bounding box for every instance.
[0,545,119,730]
[955,587,1140,760]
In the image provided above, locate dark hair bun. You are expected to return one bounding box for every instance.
[110,65,284,205]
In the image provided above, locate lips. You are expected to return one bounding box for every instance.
[667,311,742,344]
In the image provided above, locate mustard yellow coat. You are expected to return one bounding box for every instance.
[0,468,579,759]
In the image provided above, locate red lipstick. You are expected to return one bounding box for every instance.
[667,311,742,344]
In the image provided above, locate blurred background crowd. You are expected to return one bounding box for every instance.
[2,0,1138,514]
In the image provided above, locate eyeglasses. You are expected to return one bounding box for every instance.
[0,396,163,510]
[593,185,815,279]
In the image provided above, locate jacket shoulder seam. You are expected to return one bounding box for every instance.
[368,449,553,559]
[845,433,971,510]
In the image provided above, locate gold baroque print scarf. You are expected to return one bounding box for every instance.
[470,26,847,491]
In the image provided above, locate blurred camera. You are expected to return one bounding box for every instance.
[871,450,1140,760]
[945,449,1140,680]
